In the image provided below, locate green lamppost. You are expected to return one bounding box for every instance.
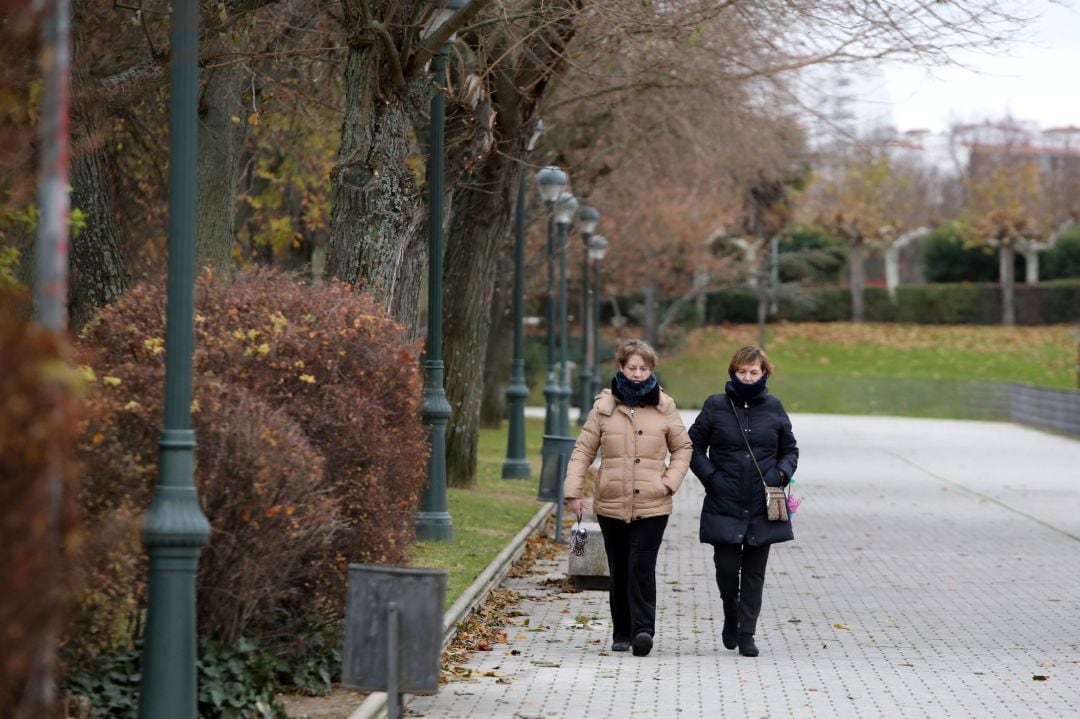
[137,0,211,716]
[575,206,599,426]
[588,235,609,398]
[535,166,567,436]
[502,119,544,480]
[416,0,466,543]
[553,191,577,437]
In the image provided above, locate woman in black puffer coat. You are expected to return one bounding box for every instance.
[688,345,798,658]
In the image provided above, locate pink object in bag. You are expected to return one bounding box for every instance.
[786,493,801,516]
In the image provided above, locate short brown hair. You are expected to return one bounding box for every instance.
[728,345,774,376]
[615,339,658,370]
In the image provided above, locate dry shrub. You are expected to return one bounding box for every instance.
[189,268,429,565]
[73,268,427,657]
[0,287,82,714]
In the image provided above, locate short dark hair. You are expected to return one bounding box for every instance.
[728,345,774,376]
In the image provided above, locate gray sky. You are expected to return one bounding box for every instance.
[881,2,1080,132]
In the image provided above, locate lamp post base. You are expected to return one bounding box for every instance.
[501,458,531,479]
[415,513,454,543]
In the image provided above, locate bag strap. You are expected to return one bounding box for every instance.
[729,396,771,493]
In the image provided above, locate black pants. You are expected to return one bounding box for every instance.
[597,514,669,642]
[712,542,771,636]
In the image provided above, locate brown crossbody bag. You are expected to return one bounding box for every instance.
[729,398,788,521]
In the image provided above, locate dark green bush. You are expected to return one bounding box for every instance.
[922,224,998,282]
[1042,228,1080,280]
[778,226,846,283]
[693,280,1080,325]
[704,287,758,323]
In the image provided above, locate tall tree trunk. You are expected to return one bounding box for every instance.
[68,66,130,327]
[324,48,427,330]
[443,156,516,488]
[1000,242,1016,326]
[196,59,248,272]
[643,274,659,346]
[849,238,867,323]
[480,249,514,428]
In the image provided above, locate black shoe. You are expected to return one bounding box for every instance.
[611,640,631,652]
[632,632,653,657]
[721,620,737,650]
[737,633,758,657]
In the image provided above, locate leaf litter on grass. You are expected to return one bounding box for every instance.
[441,527,563,685]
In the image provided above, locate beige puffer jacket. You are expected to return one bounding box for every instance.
[564,388,692,522]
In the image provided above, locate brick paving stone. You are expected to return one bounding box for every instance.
[407,413,1080,719]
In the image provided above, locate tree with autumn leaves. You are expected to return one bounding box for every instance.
[957,152,1050,326]
[799,151,937,323]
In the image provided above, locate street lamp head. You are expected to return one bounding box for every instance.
[536,165,567,203]
[554,191,578,225]
[527,118,544,152]
[588,234,609,261]
[577,206,600,235]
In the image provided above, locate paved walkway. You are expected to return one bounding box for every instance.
[407,413,1080,718]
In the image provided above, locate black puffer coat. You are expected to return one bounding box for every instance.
[689,382,799,546]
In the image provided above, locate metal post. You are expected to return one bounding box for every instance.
[416,44,454,542]
[137,1,211,715]
[542,209,559,436]
[35,0,70,334]
[27,0,71,710]
[386,603,400,719]
[554,465,566,544]
[592,254,603,397]
[1075,329,1080,390]
[769,234,779,315]
[556,220,571,436]
[502,169,530,479]
[577,231,592,426]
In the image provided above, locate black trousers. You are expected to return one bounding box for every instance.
[712,542,771,636]
[597,514,669,642]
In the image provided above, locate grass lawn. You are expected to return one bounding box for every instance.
[658,323,1077,416]
[409,417,554,608]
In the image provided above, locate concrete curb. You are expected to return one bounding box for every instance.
[347,502,555,719]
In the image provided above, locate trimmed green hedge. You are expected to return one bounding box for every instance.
[699,280,1080,325]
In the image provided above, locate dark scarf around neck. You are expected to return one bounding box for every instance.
[612,372,660,407]
[727,372,768,401]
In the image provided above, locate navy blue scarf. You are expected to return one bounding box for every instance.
[612,372,660,407]
[728,371,768,401]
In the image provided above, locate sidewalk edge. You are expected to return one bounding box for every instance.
[348,502,555,719]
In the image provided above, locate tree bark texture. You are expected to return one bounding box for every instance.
[324,47,427,330]
[642,275,659,346]
[443,156,517,488]
[196,59,249,272]
[479,246,514,428]
[68,65,130,328]
[1000,242,1016,326]
[849,239,867,323]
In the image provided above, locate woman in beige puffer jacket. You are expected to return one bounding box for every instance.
[564,339,691,657]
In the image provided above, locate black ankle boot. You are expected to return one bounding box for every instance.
[737,633,758,657]
[721,601,737,650]
[722,619,737,650]
[632,632,653,657]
